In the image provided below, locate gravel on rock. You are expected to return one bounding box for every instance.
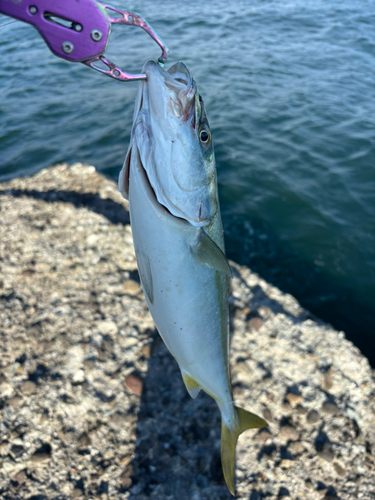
[0,163,374,500]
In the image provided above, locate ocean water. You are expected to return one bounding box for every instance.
[1,0,374,364]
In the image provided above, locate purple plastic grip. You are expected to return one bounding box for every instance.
[0,0,110,62]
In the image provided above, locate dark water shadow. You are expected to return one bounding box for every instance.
[0,189,130,226]
[224,215,375,367]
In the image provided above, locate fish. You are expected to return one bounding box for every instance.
[118,60,267,495]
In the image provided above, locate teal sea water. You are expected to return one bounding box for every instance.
[1,0,374,364]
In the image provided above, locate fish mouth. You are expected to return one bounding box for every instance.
[131,61,211,227]
[144,60,192,90]
[144,60,196,122]
[166,62,191,90]
[166,62,196,122]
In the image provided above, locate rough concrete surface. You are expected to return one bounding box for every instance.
[0,163,374,500]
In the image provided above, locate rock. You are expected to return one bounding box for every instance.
[248,317,263,331]
[12,469,27,484]
[72,369,85,384]
[141,344,151,359]
[96,320,118,337]
[8,396,22,406]
[124,373,143,396]
[306,409,320,424]
[282,400,292,412]
[258,428,272,442]
[119,455,133,467]
[262,408,273,422]
[103,449,115,460]
[30,452,50,464]
[86,234,100,247]
[0,382,13,397]
[304,478,314,490]
[279,424,300,441]
[318,443,335,462]
[123,280,142,295]
[77,432,91,450]
[0,164,374,500]
[322,401,340,415]
[334,463,346,477]
[118,465,133,490]
[280,459,294,468]
[288,441,304,454]
[324,367,334,390]
[296,404,308,415]
[286,392,303,405]
[257,306,273,319]
[92,380,115,402]
[22,381,37,394]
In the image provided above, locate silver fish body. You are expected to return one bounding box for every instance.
[119,60,266,494]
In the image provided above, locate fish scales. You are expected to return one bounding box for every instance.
[119,60,267,495]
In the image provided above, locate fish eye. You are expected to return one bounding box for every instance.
[199,129,211,144]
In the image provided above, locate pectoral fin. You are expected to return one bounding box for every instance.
[191,229,232,278]
[181,372,201,399]
[136,250,154,304]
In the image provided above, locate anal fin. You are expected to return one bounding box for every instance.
[181,372,201,399]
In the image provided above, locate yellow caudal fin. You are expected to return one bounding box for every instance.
[221,406,268,496]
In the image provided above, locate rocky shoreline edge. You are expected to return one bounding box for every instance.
[0,163,374,500]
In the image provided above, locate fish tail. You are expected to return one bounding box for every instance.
[221,406,267,495]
